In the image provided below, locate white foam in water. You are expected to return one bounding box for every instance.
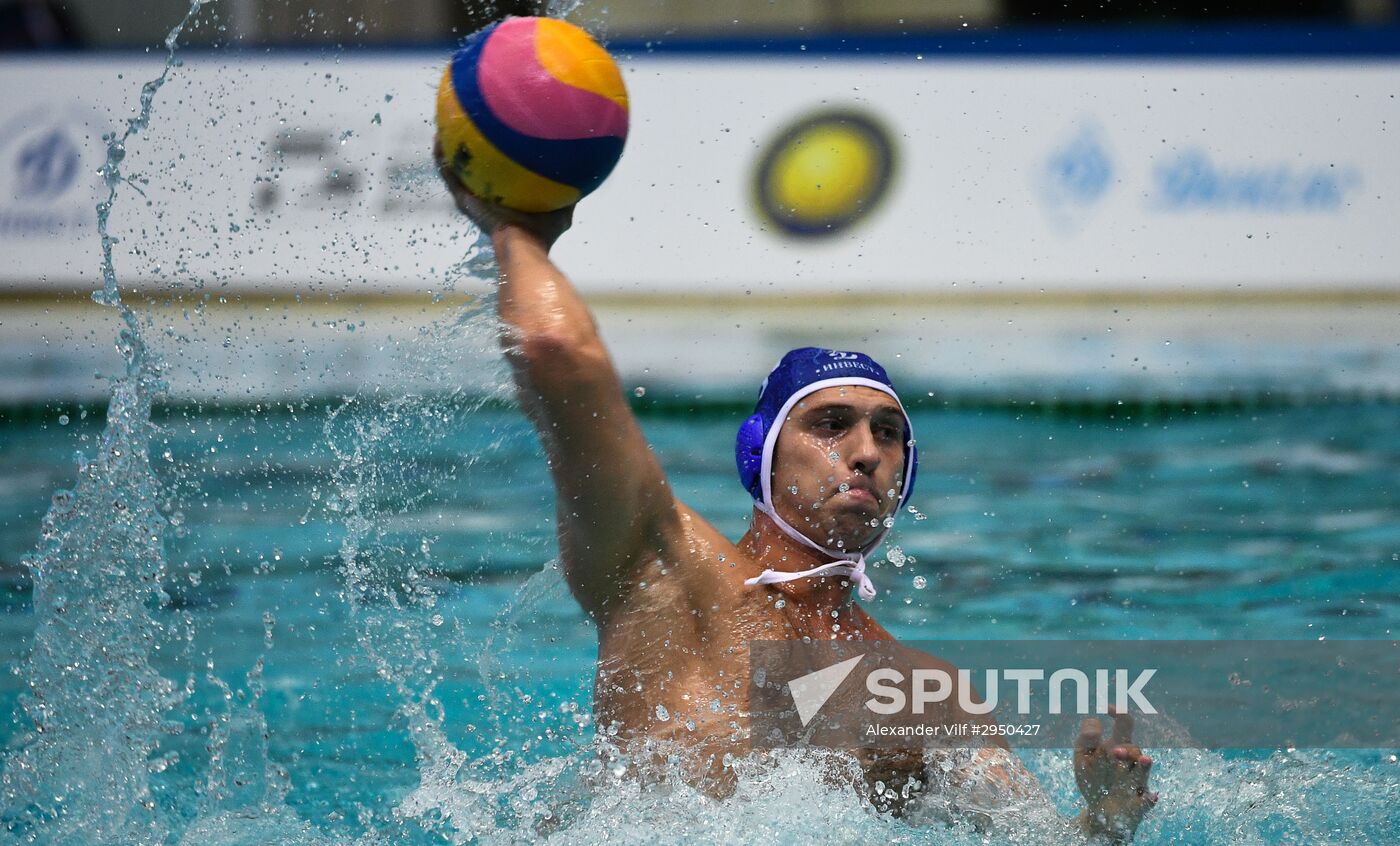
[3,4,1398,845]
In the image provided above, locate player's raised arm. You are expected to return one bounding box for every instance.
[436,147,676,623]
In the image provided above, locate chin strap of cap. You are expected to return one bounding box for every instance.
[743,500,879,600]
[744,554,876,601]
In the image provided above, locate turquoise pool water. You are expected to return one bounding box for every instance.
[1,394,1397,844]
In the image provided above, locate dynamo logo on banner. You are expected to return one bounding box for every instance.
[1038,123,1115,235]
[14,129,79,199]
[0,104,101,240]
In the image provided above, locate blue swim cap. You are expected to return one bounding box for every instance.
[736,347,918,528]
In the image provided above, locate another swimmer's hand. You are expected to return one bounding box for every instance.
[434,138,574,252]
[1074,707,1158,843]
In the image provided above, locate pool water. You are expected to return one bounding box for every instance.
[1,388,1397,844]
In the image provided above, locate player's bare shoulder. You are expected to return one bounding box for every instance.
[596,502,745,627]
[657,503,752,593]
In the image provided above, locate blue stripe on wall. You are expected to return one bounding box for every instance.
[605,25,1400,59]
[16,25,1400,60]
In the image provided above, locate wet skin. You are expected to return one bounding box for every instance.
[435,145,1157,837]
[590,386,934,797]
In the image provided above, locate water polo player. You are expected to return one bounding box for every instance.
[432,145,1157,837]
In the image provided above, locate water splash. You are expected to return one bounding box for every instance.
[0,3,220,843]
[323,277,543,840]
[0,366,182,846]
[404,744,1395,845]
[174,654,334,846]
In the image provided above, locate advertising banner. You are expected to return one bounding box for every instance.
[0,50,1396,295]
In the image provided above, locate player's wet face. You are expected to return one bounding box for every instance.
[769,386,906,553]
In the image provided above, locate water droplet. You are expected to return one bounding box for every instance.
[654,704,670,722]
[633,386,646,397]
[913,576,927,589]
[50,490,75,514]
[57,414,69,426]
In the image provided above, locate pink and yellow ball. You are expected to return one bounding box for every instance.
[436,16,629,213]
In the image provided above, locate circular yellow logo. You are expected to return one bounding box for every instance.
[754,110,896,238]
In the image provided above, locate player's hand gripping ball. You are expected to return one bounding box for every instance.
[436,16,629,213]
